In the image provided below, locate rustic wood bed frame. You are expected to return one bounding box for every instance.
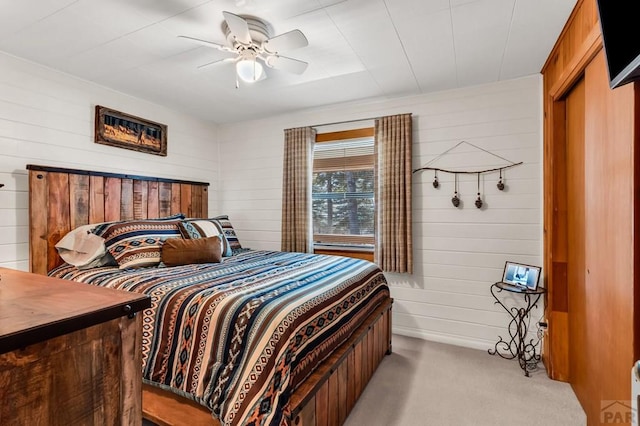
[27,164,393,426]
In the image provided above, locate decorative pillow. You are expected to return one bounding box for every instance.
[161,236,222,266]
[88,213,185,236]
[93,218,183,269]
[179,219,233,257]
[77,251,118,270]
[211,215,242,251]
[55,224,116,269]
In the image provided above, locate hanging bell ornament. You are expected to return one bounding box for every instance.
[497,169,505,191]
[433,174,439,188]
[451,192,460,207]
[475,193,483,209]
[474,173,483,208]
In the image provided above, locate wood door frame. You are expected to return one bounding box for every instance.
[542,24,602,381]
[543,2,640,423]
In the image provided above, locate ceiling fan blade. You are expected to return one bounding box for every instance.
[197,57,237,69]
[178,35,234,53]
[223,11,252,45]
[263,30,308,54]
[264,55,308,74]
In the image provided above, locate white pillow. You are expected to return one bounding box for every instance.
[55,225,108,268]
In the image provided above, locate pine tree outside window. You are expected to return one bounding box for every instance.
[312,129,375,249]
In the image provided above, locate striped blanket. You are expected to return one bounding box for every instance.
[50,250,389,425]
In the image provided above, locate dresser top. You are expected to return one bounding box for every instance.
[0,267,150,354]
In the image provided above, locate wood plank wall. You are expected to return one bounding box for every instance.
[542,0,639,423]
[28,166,208,275]
[219,75,543,351]
[0,51,220,272]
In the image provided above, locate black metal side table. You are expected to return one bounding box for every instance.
[488,282,546,377]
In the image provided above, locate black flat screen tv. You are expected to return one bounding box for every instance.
[596,0,640,89]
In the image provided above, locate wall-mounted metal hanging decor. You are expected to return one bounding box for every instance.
[413,141,522,209]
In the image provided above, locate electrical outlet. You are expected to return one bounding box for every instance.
[537,321,548,340]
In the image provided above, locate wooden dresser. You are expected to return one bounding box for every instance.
[0,267,150,425]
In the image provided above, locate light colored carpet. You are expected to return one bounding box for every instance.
[143,334,585,426]
[344,334,586,426]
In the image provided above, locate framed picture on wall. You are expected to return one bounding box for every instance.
[94,105,167,156]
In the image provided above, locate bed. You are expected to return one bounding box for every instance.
[27,164,393,426]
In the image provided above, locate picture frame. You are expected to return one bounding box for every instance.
[502,261,541,291]
[94,105,167,156]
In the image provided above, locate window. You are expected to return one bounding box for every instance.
[312,128,375,249]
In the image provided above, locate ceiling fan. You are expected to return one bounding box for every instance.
[179,11,309,85]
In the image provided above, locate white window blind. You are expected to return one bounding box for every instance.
[312,137,375,247]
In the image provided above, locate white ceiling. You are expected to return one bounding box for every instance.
[0,0,576,124]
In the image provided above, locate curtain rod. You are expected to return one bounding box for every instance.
[286,113,412,130]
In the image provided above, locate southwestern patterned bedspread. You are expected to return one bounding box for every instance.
[49,250,389,426]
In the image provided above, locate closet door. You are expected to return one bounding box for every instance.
[565,77,587,405]
[582,51,637,418]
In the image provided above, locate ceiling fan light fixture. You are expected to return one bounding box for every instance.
[180,11,308,84]
[236,59,264,83]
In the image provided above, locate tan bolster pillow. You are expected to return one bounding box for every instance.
[161,236,222,266]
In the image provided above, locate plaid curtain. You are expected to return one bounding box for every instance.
[375,114,413,273]
[281,127,315,253]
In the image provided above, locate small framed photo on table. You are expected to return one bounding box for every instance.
[502,261,541,291]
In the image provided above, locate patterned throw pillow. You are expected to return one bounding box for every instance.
[93,217,183,269]
[179,219,233,257]
[211,215,242,251]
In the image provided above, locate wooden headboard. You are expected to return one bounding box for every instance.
[28,164,209,275]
